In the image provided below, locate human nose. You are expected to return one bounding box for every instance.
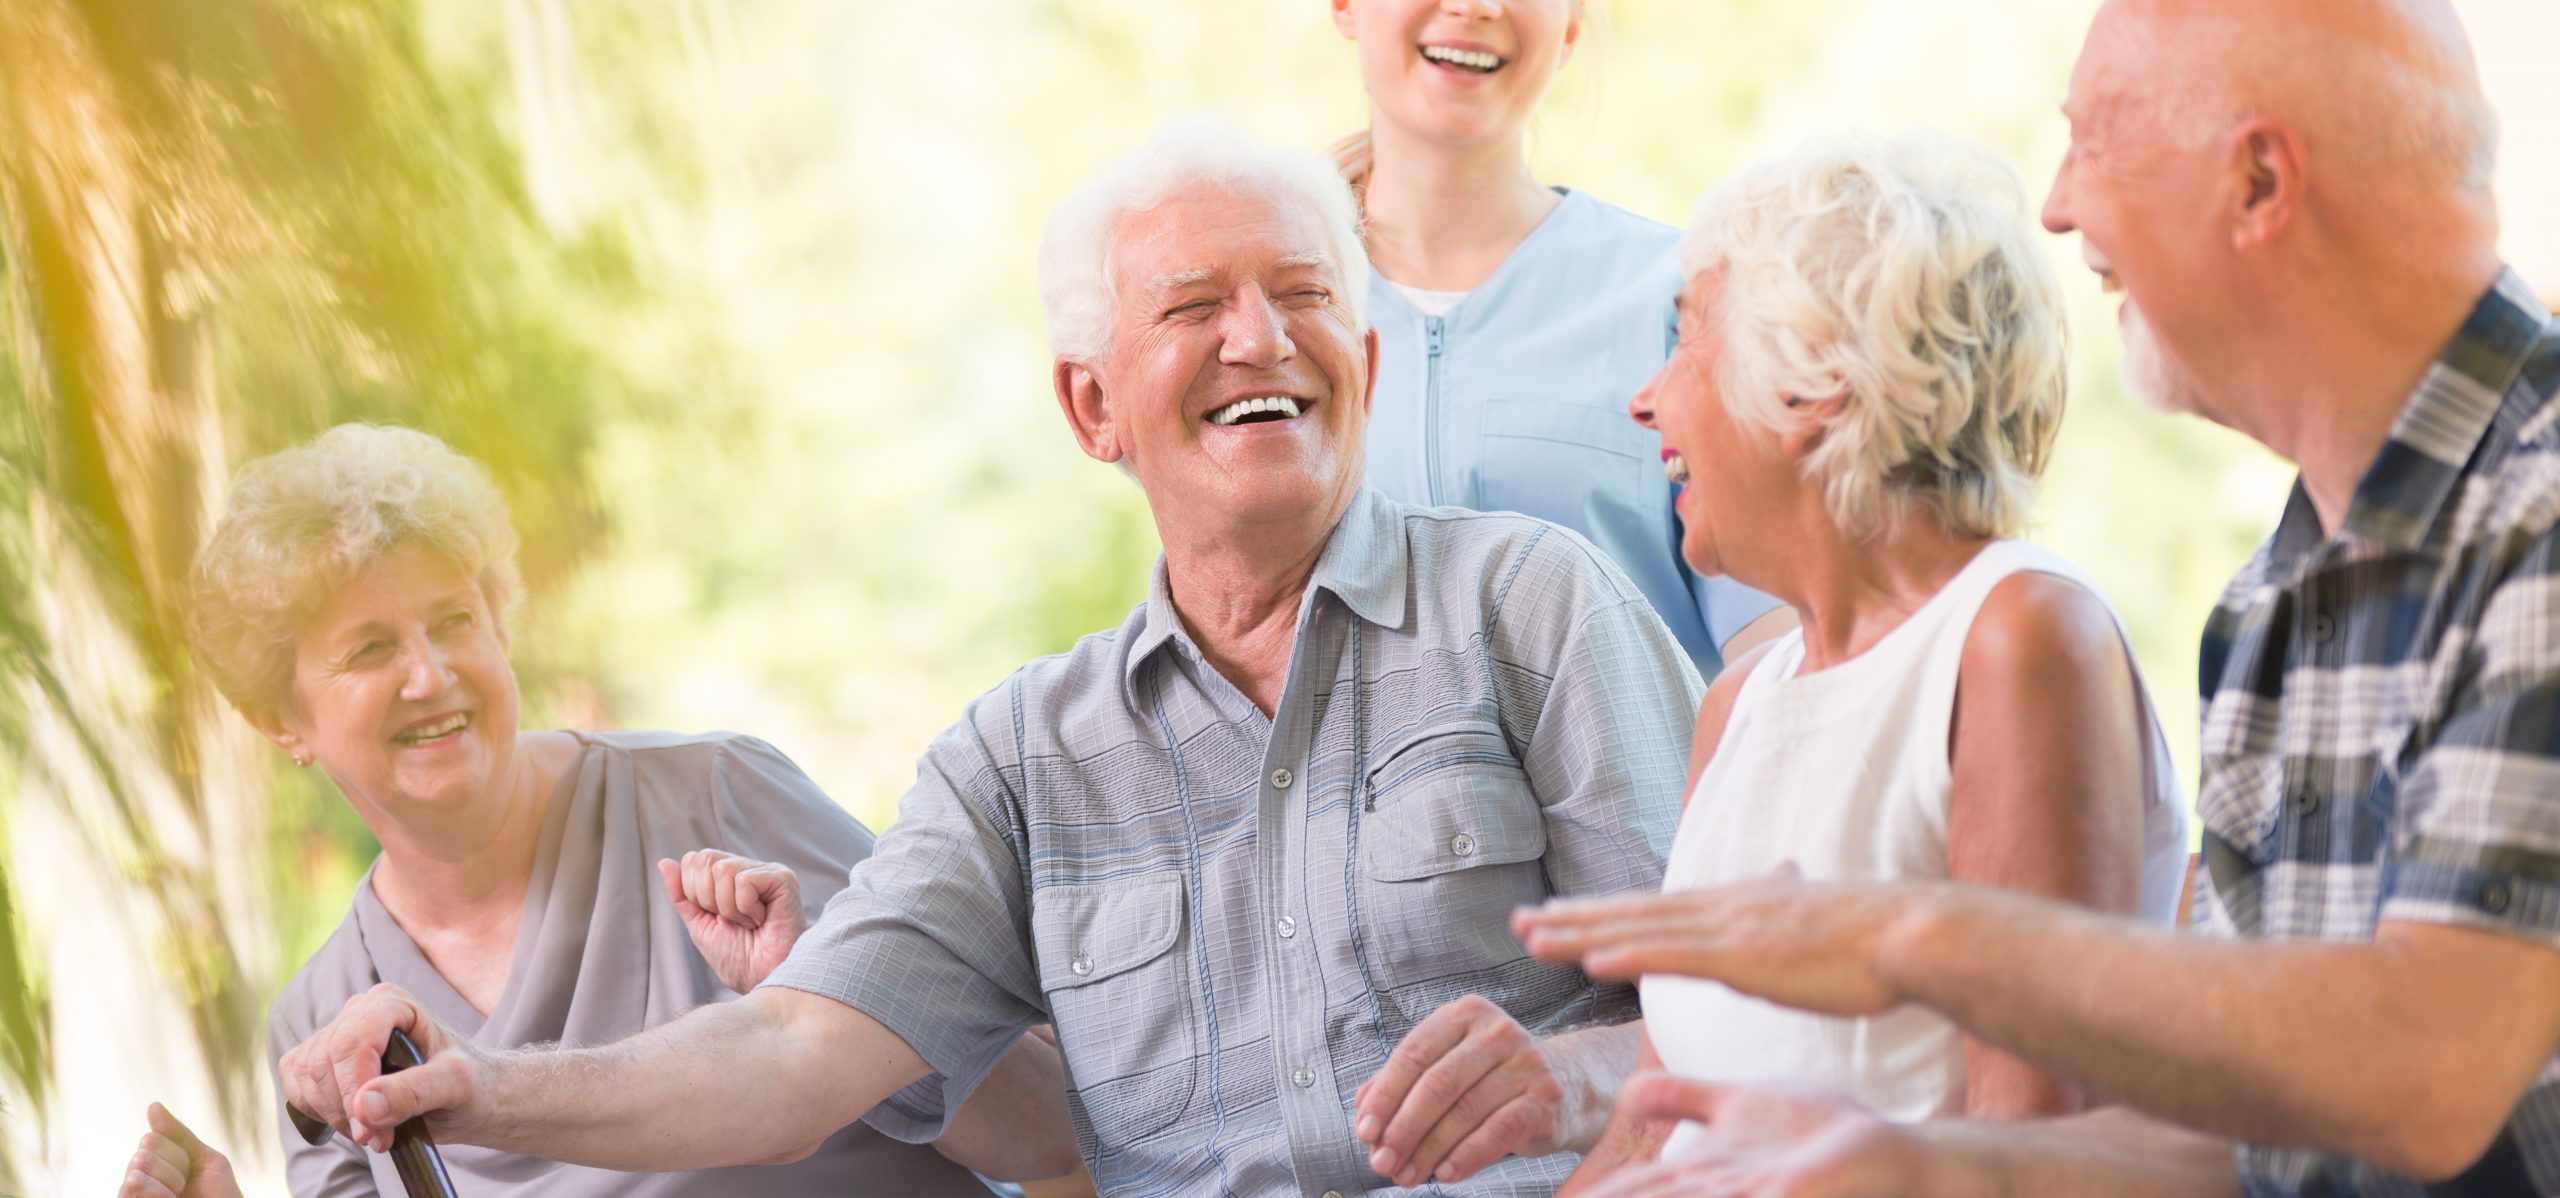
[1442,0,1501,17]
[2040,152,2077,235]
[1628,367,1662,430]
[1218,287,1297,369]
[396,635,455,703]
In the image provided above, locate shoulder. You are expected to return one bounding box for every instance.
[1398,502,1648,616]
[1548,190,1683,278]
[1960,569,2130,696]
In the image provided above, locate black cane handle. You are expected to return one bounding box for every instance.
[286,1028,461,1197]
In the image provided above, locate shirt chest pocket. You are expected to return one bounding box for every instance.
[1031,872,1200,1147]
[1475,399,1662,526]
[1356,723,1552,997]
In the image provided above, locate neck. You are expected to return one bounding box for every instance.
[1746,506,1992,672]
[2227,231,2502,534]
[1153,496,1349,716]
[1361,118,1559,291]
[370,732,571,931]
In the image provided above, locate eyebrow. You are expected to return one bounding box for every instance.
[1150,267,1216,292]
[1275,252,1333,272]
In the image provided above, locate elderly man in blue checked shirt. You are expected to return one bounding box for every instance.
[1518,1,2560,1196]
[277,115,1701,1198]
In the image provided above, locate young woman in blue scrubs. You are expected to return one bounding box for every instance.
[1329,0,1791,676]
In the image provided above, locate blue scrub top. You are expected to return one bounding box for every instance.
[1362,188,1784,678]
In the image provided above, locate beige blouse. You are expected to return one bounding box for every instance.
[266,729,995,1197]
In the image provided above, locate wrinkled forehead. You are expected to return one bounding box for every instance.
[1108,183,1341,302]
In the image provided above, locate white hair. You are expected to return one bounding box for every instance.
[1681,131,2070,541]
[1038,114,1369,364]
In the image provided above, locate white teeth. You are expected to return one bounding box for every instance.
[1421,45,1501,71]
[1209,396,1305,426]
[1664,453,1691,484]
[398,713,468,743]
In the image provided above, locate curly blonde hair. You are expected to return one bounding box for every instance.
[190,424,522,720]
[1682,131,2070,541]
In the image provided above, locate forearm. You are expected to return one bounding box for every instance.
[1885,890,2532,1171]
[1911,1106,2239,1198]
[1555,1030,1667,1195]
[932,1029,1080,1180]
[474,989,926,1170]
[1541,1020,1644,1152]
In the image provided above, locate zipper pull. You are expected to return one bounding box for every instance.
[1426,316,1444,357]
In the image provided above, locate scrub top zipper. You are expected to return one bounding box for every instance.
[1424,315,1446,506]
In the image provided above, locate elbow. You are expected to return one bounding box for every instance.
[2365,1112,2507,1184]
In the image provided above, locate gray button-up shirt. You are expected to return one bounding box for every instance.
[767,488,1701,1197]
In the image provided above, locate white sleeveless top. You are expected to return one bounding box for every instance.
[1641,541,2189,1139]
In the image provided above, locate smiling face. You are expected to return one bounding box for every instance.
[1332,0,1581,148]
[1627,274,1802,582]
[2043,1,2235,422]
[1060,182,1377,535]
[267,544,521,835]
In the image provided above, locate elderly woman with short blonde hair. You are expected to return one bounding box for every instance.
[1562,131,2191,1188]
[117,424,1072,1198]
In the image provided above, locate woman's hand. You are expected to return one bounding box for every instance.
[118,1104,241,1198]
[657,849,807,993]
[1581,1074,1924,1198]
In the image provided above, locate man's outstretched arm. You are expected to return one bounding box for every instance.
[1519,883,2560,1180]
[279,982,930,1172]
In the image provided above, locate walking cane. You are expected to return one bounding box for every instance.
[286,1028,461,1198]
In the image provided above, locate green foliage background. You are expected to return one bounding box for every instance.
[0,0,2318,1188]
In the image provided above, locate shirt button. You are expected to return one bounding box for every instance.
[1451,833,1476,857]
[1278,915,1298,939]
[1324,1192,1345,1198]
[2309,612,2338,643]
[1070,955,1093,977]
[2482,879,2514,915]
[1271,767,1293,790]
[1292,1066,1315,1088]
[2290,789,2322,817]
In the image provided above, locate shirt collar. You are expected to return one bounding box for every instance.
[2281,268,2550,563]
[1119,487,1409,706]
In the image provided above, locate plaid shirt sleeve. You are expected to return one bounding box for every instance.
[2384,516,2560,942]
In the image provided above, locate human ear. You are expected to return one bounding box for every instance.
[247,699,314,766]
[1054,358,1125,466]
[1330,0,1357,39]
[1560,0,1584,64]
[2227,117,2305,251]
[1777,390,1847,459]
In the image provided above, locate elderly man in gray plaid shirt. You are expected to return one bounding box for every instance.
[278,117,1702,1197]
[1518,1,2560,1196]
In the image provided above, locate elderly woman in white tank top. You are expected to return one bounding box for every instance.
[1557,131,2189,1188]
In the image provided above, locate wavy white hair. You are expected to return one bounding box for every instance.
[1039,114,1368,364]
[1682,131,2070,541]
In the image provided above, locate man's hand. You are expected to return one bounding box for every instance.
[276,982,492,1152]
[1513,874,1917,1018]
[1583,1074,1925,1198]
[118,1104,242,1198]
[657,849,808,993]
[1353,994,1594,1187]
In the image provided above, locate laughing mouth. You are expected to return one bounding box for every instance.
[1207,396,1308,427]
[1663,450,1691,485]
[394,712,470,745]
[1420,44,1505,73]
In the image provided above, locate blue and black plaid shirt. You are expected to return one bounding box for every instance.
[2191,269,2560,1195]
